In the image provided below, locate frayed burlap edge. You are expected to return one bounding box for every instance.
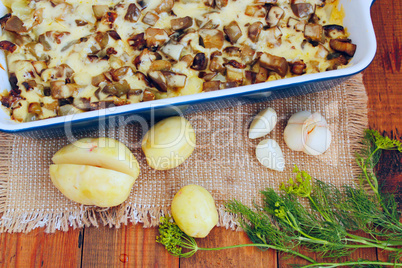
[0,74,368,233]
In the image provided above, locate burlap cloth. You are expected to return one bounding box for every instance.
[0,74,368,233]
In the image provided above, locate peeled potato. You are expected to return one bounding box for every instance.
[49,164,136,207]
[171,185,218,238]
[142,116,196,170]
[52,137,140,178]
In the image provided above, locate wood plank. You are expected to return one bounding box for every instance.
[0,228,82,268]
[81,224,179,268]
[180,227,277,268]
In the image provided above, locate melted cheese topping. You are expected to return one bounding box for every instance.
[0,0,350,122]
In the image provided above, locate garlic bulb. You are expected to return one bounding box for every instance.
[256,139,285,171]
[248,107,278,139]
[283,111,332,155]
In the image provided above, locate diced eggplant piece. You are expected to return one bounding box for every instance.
[215,0,228,9]
[32,61,47,75]
[106,47,117,55]
[224,21,242,44]
[0,13,11,28]
[326,54,349,70]
[259,53,288,77]
[111,66,130,81]
[266,6,284,27]
[315,44,329,59]
[42,64,74,82]
[304,23,324,43]
[145,28,169,50]
[226,66,243,84]
[198,72,217,81]
[4,16,27,33]
[264,26,283,47]
[209,52,225,73]
[137,0,150,10]
[0,40,17,53]
[75,20,88,26]
[291,3,314,18]
[28,102,42,115]
[171,16,193,31]
[125,3,141,22]
[92,5,109,20]
[92,73,107,86]
[203,81,220,92]
[180,54,194,67]
[107,30,121,40]
[50,81,77,99]
[224,60,246,69]
[330,39,357,57]
[200,19,220,30]
[204,0,215,7]
[22,80,37,91]
[162,71,187,88]
[133,49,162,69]
[142,89,156,102]
[294,20,306,32]
[95,32,109,49]
[223,46,242,57]
[244,71,257,85]
[323,24,345,39]
[148,71,167,92]
[290,60,306,75]
[248,22,263,43]
[308,12,320,24]
[128,32,146,50]
[199,29,224,49]
[142,12,159,26]
[155,0,174,14]
[241,45,256,65]
[73,98,92,111]
[245,5,266,17]
[161,42,184,61]
[255,66,269,83]
[287,17,299,28]
[191,53,208,70]
[149,60,172,71]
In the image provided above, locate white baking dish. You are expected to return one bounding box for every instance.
[0,0,376,136]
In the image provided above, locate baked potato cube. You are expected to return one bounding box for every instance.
[111,66,131,81]
[145,28,169,49]
[215,0,228,9]
[199,29,224,49]
[149,60,172,72]
[142,12,159,26]
[266,6,284,27]
[155,0,174,14]
[32,61,47,75]
[203,81,220,92]
[92,5,109,20]
[245,5,266,17]
[163,71,187,88]
[226,66,243,84]
[142,89,155,102]
[161,42,184,61]
[125,3,141,22]
[171,16,193,31]
[315,44,329,59]
[50,81,77,99]
[248,21,263,43]
[255,66,269,83]
[290,60,306,75]
[224,21,242,44]
[148,71,167,92]
[265,26,283,47]
[254,0,277,3]
[260,53,288,77]
[180,54,194,67]
[304,24,324,43]
[291,2,314,18]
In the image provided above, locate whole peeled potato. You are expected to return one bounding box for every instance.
[142,116,196,170]
[49,164,136,207]
[171,185,218,238]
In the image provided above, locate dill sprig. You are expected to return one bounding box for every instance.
[157,130,402,267]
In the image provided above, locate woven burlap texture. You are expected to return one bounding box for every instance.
[0,74,368,233]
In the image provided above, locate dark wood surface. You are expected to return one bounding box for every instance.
[1,0,401,267]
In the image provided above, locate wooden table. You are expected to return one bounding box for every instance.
[1,0,401,267]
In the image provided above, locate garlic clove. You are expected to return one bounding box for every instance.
[256,139,285,171]
[283,123,306,151]
[248,107,277,139]
[303,126,332,155]
[288,110,312,124]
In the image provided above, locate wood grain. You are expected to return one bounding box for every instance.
[0,0,401,267]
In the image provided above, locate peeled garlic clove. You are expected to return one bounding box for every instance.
[248,107,277,139]
[256,139,285,171]
[288,110,312,124]
[303,126,332,155]
[283,123,306,151]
